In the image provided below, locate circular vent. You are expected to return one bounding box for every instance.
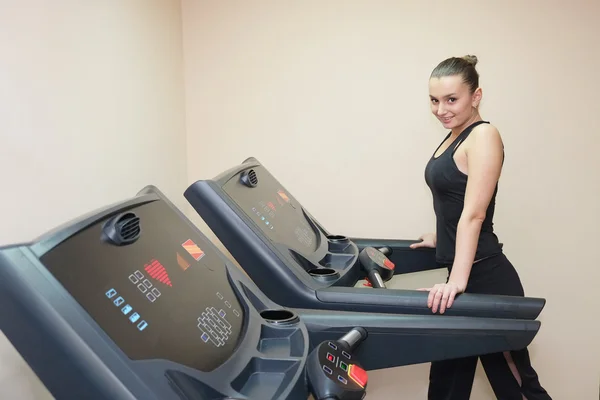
[102,212,141,246]
[240,169,258,187]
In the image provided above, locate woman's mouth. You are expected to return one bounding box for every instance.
[440,117,453,123]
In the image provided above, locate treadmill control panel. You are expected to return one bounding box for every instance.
[222,167,319,254]
[319,341,366,389]
[41,200,244,372]
[306,329,368,400]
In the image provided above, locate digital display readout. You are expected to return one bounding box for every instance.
[223,166,319,254]
[41,200,244,372]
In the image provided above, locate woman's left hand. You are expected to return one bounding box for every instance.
[418,281,465,314]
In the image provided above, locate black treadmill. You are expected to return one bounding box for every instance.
[184,157,546,321]
[0,186,540,399]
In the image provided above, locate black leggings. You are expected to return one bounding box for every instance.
[428,253,552,400]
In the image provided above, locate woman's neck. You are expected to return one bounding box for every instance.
[451,111,482,137]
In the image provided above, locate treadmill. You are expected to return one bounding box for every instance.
[184,157,546,321]
[0,186,540,399]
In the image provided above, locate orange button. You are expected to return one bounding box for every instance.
[348,364,368,388]
[383,259,395,270]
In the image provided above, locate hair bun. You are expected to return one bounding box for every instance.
[462,55,478,66]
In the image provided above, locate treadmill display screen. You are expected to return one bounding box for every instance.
[41,200,244,372]
[222,166,319,254]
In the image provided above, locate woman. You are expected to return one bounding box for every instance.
[410,55,552,399]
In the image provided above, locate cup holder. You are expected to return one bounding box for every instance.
[326,234,351,252]
[327,234,349,243]
[260,309,299,326]
[308,267,340,283]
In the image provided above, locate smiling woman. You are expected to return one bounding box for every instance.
[429,55,482,133]
[410,55,553,399]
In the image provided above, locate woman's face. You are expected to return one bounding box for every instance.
[429,75,481,131]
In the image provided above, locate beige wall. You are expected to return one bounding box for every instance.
[1,1,598,399]
[0,1,187,398]
[182,1,599,399]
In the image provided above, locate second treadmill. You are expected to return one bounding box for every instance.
[184,157,546,321]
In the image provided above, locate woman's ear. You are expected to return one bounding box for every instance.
[472,87,483,108]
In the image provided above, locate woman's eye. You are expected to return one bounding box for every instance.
[448,97,457,103]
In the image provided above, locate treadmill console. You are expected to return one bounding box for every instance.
[41,199,244,373]
[190,160,362,291]
[0,186,371,400]
[227,168,320,255]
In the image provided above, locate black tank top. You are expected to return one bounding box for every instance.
[424,120,503,265]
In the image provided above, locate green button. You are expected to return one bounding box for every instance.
[340,361,348,371]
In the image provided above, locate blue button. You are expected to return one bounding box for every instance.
[137,320,148,331]
[113,296,124,306]
[129,313,140,323]
[121,304,132,315]
[218,310,226,318]
[201,333,209,342]
[106,288,117,298]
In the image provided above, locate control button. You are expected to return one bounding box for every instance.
[201,332,210,343]
[326,353,335,363]
[137,320,148,331]
[143,279,152,288]
[383,259,395,270]
[134,270,144,280]
[128,275,139,284]
[113,296,125,306]
[151,288,161,297]
[121,304,132,315]
[137,284,147,293]
[216,292,223,299]
[348,364,368,388]
[233,310,240,317]
[225,301,231,308]
[328,342,337,350]
[340,361,348,372]
[322,365,333,375]
[129,312,140,323]
[337,375,348,385]
[342,351,351,359]
[146,293,156,302]
[105,288,117,298]
[218,309,226,318]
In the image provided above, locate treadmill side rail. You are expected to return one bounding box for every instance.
[315,287,546,320]
[296,308,540,371]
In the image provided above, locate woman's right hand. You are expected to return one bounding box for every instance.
[409,232,436,249]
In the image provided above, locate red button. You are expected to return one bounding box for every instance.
[327,353,335,362]
[383,259,395,270]
[348,364,368,388]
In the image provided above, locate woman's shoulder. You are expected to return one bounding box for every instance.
[473,121,501,136]
[467,122,503,150]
